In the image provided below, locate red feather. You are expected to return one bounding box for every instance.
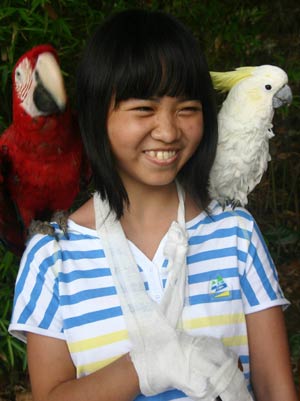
[0,44,90,255]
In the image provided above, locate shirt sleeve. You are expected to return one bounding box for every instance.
[240,217,289,314]
[9,233,65,343]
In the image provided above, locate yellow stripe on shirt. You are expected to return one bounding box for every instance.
[222,335,248,347]
[77,354,123,376]
[68,329,129,353]
[183,313,246,330]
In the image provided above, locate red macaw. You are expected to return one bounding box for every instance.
[0,44,90,255]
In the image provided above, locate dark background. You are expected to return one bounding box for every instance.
[0,1,299,399]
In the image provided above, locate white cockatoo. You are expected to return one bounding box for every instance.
[209,65,293,207]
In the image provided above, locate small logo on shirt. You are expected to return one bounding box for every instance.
[209,276,231,298]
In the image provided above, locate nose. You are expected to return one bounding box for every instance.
[151,111,180,143]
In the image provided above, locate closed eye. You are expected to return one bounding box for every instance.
[183,106,202,111]
[134,106,153,112]
[178,106,202,115]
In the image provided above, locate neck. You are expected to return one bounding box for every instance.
[122,181,201,223]
[124,181,178,220]
[119,182,178,259]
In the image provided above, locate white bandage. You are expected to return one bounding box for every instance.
[131,324,252,400]
[94,184,253,400]
[177,332,253,401]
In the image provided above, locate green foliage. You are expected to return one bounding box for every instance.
[1,0,299,128]
[0,0,300,392]
[0,0,102,127]
[290,332,300,387]
[0,244,26,381]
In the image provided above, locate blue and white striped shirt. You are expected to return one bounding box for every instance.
[9,200,288,400]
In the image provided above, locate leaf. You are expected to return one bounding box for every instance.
[7,336,14,367]
[265,226,300,246]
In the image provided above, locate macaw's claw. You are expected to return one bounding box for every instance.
[28,219,55,239]
[27,210,70,241]
[51,210,70,239]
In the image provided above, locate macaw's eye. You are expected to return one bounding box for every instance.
[265,84,272,90]
[35,70,40,82]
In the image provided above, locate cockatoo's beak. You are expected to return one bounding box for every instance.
[272,84,293,108]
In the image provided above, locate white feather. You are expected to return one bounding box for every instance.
[209,65,291,206]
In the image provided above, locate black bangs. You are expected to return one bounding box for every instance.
[77,9,218,218]
[114,48,202,103]
[111,10,206,104]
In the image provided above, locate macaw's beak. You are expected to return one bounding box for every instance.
[272,84,293,109]
[33,52,67,115]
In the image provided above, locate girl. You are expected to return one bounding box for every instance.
[9,9,297,401]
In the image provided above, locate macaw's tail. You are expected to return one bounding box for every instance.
[0,149,26,257]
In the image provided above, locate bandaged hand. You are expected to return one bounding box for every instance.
[95,189,252,400]
[177,332,253,401]
[130,322,206,397]
[130,323,252,401]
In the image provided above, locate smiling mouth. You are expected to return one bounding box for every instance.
[145,150,177,161]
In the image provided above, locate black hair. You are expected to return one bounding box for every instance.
[77,9,218,218]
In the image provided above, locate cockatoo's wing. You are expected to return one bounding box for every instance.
[209,65,292,208]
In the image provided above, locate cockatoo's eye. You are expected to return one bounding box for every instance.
[265,84,272,90]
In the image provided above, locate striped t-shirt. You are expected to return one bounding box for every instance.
[9,200,288,400]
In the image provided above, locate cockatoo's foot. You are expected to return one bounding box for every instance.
[217,198,241,210]
[27,210,70,241]
[217,198,232,210]
[216,199,226,210]
[230,199,241,209]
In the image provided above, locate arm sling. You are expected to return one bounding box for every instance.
[94,183,253,401]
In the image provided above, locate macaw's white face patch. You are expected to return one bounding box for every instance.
[15,58,33,103]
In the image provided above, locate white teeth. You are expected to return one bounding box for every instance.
[147,150,176,160]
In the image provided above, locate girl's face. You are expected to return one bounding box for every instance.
[107,96,203,191]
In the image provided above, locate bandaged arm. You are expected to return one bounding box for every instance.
[95,192,252,401]
[130,313,253,401]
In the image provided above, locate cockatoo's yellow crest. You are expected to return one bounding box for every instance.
[210,67,256,93]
